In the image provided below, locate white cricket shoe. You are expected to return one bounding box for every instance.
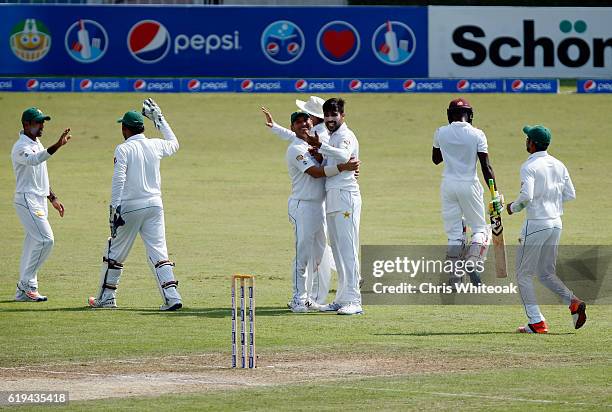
[15,282,47,302]
[337,303,363,315]
[288,299,308,313]
[160,298,182,311]
[319,302,342,312]
[304,299,323,312]
[88,296,117,309]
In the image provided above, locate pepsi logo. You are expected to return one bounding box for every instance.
[241,79,254,91]
[349,79,362,91]
[80,79,93,90]
[403,79,416,91]
[260,21,305,65]
[583,80,596,92]
[133,79,147,91]
[287,42,300,55]
[456,79,470,91]
[295,79,308,91]
[187,79,201,91]
[127,20,171,64]
[511,79,524,91]
[266,42,279,55]
[26,79,39,90]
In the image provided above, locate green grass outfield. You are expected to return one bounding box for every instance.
[0,92,610,411]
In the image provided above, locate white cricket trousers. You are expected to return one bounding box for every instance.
[326,189,362,306]
[516,218,573,324]
[288,198,327,303]
[14,193,54,289]
[108,202,170,266]
[441,179,488,245]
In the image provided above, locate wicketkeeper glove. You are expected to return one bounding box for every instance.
[488,194,505,217]
[109,205,125,238]
[142,98,164,130]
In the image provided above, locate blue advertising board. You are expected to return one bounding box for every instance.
[577,79,612,93]
[0,5,428,77]
[504,79,559,93]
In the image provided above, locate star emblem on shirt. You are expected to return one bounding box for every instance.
[343,211,351,219]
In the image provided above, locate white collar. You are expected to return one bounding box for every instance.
[528,151,548,160]
[330,122,348,136]
[19,132,39,144]
[125,133,145,142]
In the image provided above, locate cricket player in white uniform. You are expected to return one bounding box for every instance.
[262,99,336,305]
[11,107,72,301]
[307,98,362,315]
[284,111,359,313]
[432,98,501,286]
[507,125,586,334]
[88,99,182,311]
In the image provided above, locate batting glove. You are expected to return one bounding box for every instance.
[142,98,164,130]
[109,205,125,238]
[489,194,505,217]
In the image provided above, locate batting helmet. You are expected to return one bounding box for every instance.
[447,97,474,124]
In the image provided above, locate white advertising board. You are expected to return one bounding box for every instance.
[429,6,612,78]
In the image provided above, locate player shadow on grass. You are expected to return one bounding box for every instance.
[136,306,294,318]
[374,331,574,336]
[0,304,294,317]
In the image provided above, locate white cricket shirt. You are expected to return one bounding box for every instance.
[510,151,575,220]
[286,138,325,202]
[111,120,179,208]
[319,123,359,192]
[11,133,52,197]
[433,122,488,182]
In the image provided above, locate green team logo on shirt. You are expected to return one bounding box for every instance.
[10,19,52,62]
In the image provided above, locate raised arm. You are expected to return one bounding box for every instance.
[110,147,127,208]
[262,107,295,142]
[13,128,71,166]
[158,119,179,157]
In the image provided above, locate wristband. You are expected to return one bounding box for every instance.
[324,165,340,177]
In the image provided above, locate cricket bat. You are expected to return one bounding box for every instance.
[488,179,508,278]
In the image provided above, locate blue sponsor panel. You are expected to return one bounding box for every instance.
[127,78,180,92]
[577,79,612,93]
[400,78,503,93]
[74,77,128,92]
[343,78,404,93]
[0,77,72,92]
[0,5,428,77]
[292,78,343,93]
[505,79,558,93]
[235,78,296,93]
[181,78,234,92]
[0,78,19,91]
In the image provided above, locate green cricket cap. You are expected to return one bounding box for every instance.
[522,125,552,146]
[290,111,310,124]
[21,107,51,123]
[117,110,144,128]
